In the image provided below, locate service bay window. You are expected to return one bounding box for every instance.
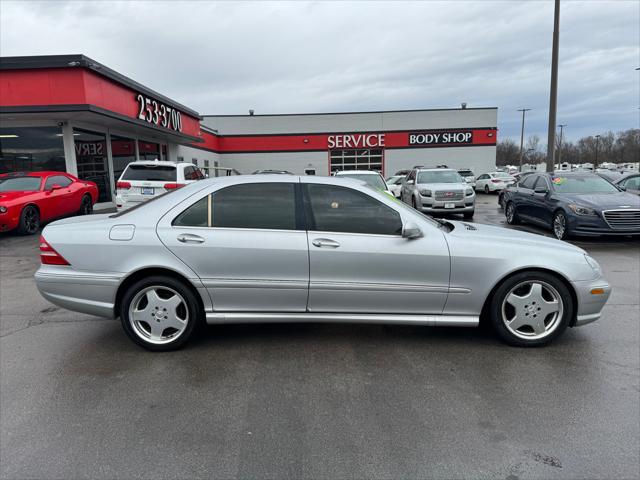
[330,148,383,174]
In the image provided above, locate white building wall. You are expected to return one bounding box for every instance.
[216,151,328,175]
[385,146,496,177]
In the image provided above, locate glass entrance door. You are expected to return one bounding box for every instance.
[74,128,112,203]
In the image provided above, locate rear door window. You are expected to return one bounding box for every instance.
[122,165,177,181]
[520,175,538,189]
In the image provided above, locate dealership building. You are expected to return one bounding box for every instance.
[1,55,498,209]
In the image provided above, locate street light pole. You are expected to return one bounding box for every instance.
[518,108,531,171]
[594,134,601,169]
[546,0,561,172]
[557,124,567,165]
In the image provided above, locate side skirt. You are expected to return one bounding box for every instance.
[205,312,478,327]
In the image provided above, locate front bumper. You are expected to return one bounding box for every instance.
[567,214,640,237]
[0,207,21,232]
[570,278,612,326]
[418,196,475,213]
[35,265,121,318]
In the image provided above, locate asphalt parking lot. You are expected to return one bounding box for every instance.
[1,193,638,480]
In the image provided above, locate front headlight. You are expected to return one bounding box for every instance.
[465,188,474,196]
[568,204,597,216]
[0,206,7,214]
[584,255,602,275]
[419,189,432,197]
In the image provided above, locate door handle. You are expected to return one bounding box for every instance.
[177,233,205,244]
[312,238,340,248]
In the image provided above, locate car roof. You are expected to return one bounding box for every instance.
[415,168,457,172]
[0,171,74,178]
[335,170,381,175]
[126,161,178,167]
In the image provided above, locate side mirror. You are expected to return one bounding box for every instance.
[406,179,415,185]
[49,184,62,191]
[402,222,423,239]
[534,186,548,194]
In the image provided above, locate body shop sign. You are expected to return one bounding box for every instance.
[409,131,473,146]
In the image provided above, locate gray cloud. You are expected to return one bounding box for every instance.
[1,0,638,143]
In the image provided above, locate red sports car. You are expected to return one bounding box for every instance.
[0,171,98,235]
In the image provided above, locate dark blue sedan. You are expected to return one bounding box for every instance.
[502,172,640,240]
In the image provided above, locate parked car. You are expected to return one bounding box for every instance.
[333,170,392,196]
[614,172,640,196]
[385,175,405,197]
[595,170,624,183]
[36,175,610,351]
[457,169,476,188]
[502,172,640,240]
[115,161,204,211]
[475,172,516,193]
[400,167,475,218]
[0,171,97,235]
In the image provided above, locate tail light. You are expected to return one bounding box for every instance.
[39,236,70,265]
[116,181,131,190]
[491,179,503,183]
[164,183,185,190]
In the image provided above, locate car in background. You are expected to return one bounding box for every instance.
[0,171,97,235]
[252,169,294,174]
[36,175,611,350]
[595,170,624,183]
[333,170,393,196]
[502,172,640,240]
[457,169,476,188]
[614,172,640,196]
[475,171,516,193]
[385,175,405,197]
[115,161,204,211]
[400,167,475,218]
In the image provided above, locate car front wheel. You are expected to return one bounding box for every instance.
[17,205,40,235]
[489,271,573,347]
[505,202,520,225]
[552,211,570,240]
[120,275,202,351]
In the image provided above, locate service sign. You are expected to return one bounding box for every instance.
[409,131,473,146]
[136,94,183,132]
[328,133,385,149]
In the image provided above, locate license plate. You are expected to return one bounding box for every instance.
[141,187,155,195]
[444,202,455,209]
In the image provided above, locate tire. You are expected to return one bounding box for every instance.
[411,196,417,209]
[16,205,40,235]
[463,210,474,219]
[498,193,505,210]
[552,211,571,240]
[120,275,203,351]
[484,185,490,194]
[78,194,93,215]
[489,271,573,347]
[505,202,520,225]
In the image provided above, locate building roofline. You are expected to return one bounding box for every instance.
[0,54,201,119]
[202,107,498,118]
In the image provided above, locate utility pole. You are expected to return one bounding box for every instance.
[546,0,561,172]
[518,108,531,171]
[594,134,601,169]
[557,124,567,164]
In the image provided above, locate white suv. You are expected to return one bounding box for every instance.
[333,170,393,196]
[116,161,204,211]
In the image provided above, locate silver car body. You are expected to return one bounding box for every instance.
[400,168,475,215]
[36,175,610,329]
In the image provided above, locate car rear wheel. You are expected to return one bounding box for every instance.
[552,211,570,240]
[78,194,93,215]
[489,271,573,347]
[17,205,40,235]
[505,202,520,225]
[120,275,202,351]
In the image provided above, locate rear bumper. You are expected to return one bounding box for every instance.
[570,278,612,326]
[35,266,121,318]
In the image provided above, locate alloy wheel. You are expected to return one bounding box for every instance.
[484,185,490,194]
[501,280,563,340]
[553,213,566,239]
[80,196,93,215]
[24,207,39,234]
[128,286,189,345]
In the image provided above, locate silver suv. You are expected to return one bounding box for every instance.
[400,167,475,218]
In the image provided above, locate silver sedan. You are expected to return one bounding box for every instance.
[35,175,611,351]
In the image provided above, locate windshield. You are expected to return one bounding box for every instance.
[339,173,387,190]
[551,175,620,193]
[417,171,463,184]
[0,177,41,192]
[458,170,473,176]
[121,165,176,181]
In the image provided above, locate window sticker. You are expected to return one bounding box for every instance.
[552,177,566,185]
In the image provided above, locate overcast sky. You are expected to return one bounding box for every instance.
[1,0,638,143]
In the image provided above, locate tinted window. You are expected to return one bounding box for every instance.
[44,175,72,189]
[622,176,640,189]
[520,175,538,189]
[212,183,296,230]
[305,184,402,235]
[0,177,42,192]
[173,196,208,227]
[417,171,463,184]
[551,175,619,193]
[478,174,488,180]
[122,164,177,181]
